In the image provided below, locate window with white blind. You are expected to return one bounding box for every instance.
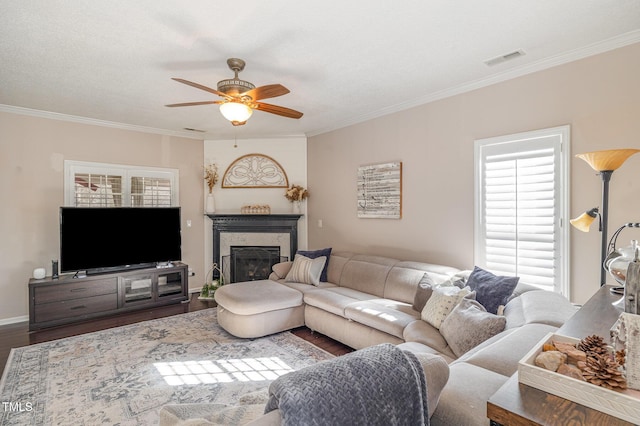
[64,161,179,207]
[474,126,569,296]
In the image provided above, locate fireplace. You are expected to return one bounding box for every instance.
[223,246,288,283]
[207,214,302,282]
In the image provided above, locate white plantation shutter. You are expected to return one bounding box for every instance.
[74,173,123,207]
[475,126,569,296]
[131,176,172,207]
[65,161,179,207]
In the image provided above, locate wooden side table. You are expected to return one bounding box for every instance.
[487,285,636,426]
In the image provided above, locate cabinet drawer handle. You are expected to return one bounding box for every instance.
[70,288,87,292]
[70,305,87,310]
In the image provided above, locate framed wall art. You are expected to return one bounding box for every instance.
[357,161,402,219]
[221,153,289,188]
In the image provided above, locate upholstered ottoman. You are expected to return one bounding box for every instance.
[214,280,305,338]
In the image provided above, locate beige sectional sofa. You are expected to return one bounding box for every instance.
[275,252,463,351]
[211,251,577,425]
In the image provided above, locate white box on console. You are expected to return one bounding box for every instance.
[518,332,640,424]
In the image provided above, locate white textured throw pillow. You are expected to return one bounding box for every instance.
[285,254,327,286]
[440,297,506,357]
[421,285,471,329]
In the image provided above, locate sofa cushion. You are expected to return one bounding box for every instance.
[395,260,462,285]
[504,289,577,329]
[303,287,376,317]
[440,298,506,357]
[285,254,327,286]
[466,266,519,314]
[383,265,428,304]
[412,273,434,312]
[271,261,293,279]
[455,322,558,377]
[430,363,509,426]
[297,247,332,282]
[338,255,397,297]
[421,285,471,329]
[277,279,337,294]
[345,300,419,339]
[403,320,456,360]
[397,341,456,364]
[409,352,451,418]
[214,280,303,315]
[509,281,544,301]
[325,251,355,284]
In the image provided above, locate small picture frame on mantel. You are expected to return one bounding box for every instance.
[357,161,402,219]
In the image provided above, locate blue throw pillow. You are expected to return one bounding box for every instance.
[466,266,519,315]
[297,248,332,282]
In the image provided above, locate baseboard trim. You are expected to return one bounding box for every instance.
[0,315,28,326]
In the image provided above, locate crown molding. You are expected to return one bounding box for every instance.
[0,104,308,140]
[307,31,640,137]
[0,104,205,140]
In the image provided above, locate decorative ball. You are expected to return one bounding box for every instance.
[33,268,46,279]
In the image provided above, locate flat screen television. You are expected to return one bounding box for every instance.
[60,207,182,274]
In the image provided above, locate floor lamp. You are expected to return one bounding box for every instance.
[570,149,640,286]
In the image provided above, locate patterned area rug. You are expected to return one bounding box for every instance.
[0,309,334,425]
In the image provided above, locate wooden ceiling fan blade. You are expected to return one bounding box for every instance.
[171,78,231,99]
[255,102,303,119]
[165,100,221,107]
[243,84,290,101]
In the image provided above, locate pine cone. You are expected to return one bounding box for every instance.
[616,349,626,367]
[577,335,608,356]
[582,353,627,390]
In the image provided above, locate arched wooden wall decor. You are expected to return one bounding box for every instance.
[221,153,289,188]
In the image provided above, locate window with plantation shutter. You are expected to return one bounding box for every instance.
[131,176,172,207]
[65,161,179,207]
[474,126,569,296]
[74,173,123,207]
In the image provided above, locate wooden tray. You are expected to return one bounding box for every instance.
[518,332,640,424]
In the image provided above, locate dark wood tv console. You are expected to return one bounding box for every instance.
[28,263,189,331]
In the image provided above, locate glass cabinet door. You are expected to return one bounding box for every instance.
[121,274,153,304]
[157,271,184,298]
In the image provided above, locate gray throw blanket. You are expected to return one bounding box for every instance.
[264,343,429,426]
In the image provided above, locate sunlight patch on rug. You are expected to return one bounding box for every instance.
[154,356,294,386]
[0,309,333,426]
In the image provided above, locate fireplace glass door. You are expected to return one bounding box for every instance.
[224,246,288,283]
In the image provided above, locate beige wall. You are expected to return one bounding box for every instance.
[1,43,638,322]
[308,43,640,304]
[0,112,204,322]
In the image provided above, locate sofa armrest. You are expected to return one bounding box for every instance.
[408,352,450,418]
[271,261,293,279]
[268,272,280,281]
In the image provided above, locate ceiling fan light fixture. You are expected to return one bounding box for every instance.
[168,58,303,125]
[219,101,253,125]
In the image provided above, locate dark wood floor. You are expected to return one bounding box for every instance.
[0,293,352,376]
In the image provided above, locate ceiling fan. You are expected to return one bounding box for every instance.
[166,58,303,126]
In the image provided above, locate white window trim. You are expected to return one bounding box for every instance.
[64,160,180,207]
[474,125,570,297]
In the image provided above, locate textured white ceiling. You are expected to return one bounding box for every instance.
[1,1,639,140]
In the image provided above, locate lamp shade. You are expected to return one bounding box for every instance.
[219,102,253,125]
[576,149,640,172]
[570,207,599,232]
